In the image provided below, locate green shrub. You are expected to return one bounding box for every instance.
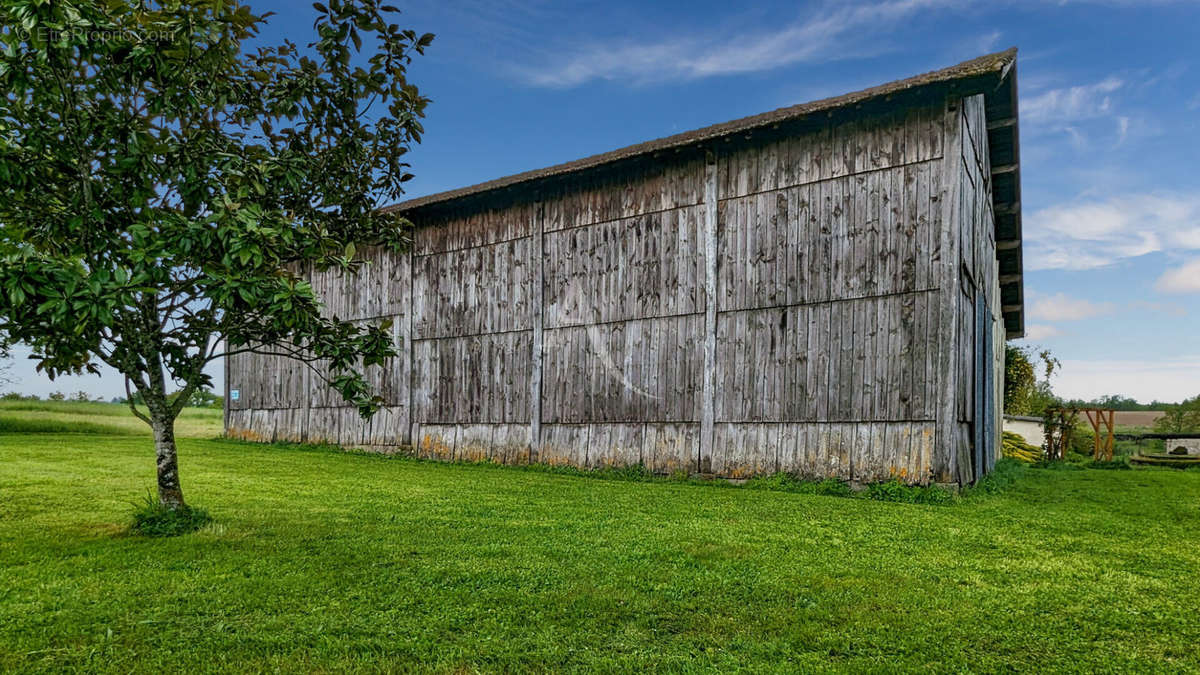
[592,464,654,481]
[743,472,857,497]
[130,495,212,537]
[864,479,954,505]
[966,458,1027,494]
[813,477,855,497]
[743,471,806,492]
[1086,458,1132,470]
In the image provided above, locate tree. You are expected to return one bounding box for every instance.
[0,1,432,511]
[1004,344,1060,416]
[1003,345,1036,415]
[1153,396,1200,434]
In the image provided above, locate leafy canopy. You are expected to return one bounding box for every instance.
[1003,344,1059,416]
[1153,396,1200,434]
[0,0,431,419]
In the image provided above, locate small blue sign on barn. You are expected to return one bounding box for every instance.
[230,389,240,401]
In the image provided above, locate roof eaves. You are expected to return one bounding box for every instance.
[384,47,1018,214]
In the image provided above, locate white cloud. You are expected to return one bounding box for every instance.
[1026,193,1200,271]
[1053,357,1200,404]
[1129,300,1189,317]
[514,0,960,87]
[1155,259,1200,294]
[1023,324,1065,340]
[1027,292,1116,321]
[1021,296,1188,343]
[1021,77,1123,124]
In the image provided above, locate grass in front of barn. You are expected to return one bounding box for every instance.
[2,412,1200,671]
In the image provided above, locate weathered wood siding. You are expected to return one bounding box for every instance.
[228,97,1005,485]
[928,94,1004,484]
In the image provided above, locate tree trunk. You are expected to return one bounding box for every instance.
[150,410,185,510]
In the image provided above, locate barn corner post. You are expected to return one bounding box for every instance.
[934,94,964,486]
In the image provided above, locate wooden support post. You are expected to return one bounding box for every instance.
[700,150,718,474]
[1081,408,1116,461]
[1086,409,1101,460]
[1104,409,1115,461]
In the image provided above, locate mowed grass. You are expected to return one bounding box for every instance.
[0,400,222,437]
[2,415,1200,671]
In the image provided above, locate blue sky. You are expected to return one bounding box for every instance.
[9,0,1200,403]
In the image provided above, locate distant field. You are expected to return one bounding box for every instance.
[1113,410,1164,428]
[0,400,222,438]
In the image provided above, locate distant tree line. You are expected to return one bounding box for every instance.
[1059,394,1177,411]
[1,388,223,409]
[0,390,98,402]
[117,388,224,410]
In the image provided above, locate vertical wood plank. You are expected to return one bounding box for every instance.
[530,201,544,460]
[701,151,718,473]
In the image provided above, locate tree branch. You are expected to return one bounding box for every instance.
[124,376,151,426]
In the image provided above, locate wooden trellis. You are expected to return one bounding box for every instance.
[1043,407,1115,461]
[1082,408,1116,461]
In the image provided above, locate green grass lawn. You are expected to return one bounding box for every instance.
[2,413,1200,671]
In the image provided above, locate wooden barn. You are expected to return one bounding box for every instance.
[225,48,1025,486]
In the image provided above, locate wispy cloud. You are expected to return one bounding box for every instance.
[1021,77,1123,124]
[1130,300,1190,316]
[513,0,959,87]
[1022,294,1188,342]
[1023,324,1065,340]
[1025,193,1200,271]
[969,30,1003,54]
[1115,115,1130,146]
[1156,258,1200,294]
[1027,292,1116,321]
[1054,357,1200,403]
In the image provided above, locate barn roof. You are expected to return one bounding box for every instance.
[385,48,1024,338]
